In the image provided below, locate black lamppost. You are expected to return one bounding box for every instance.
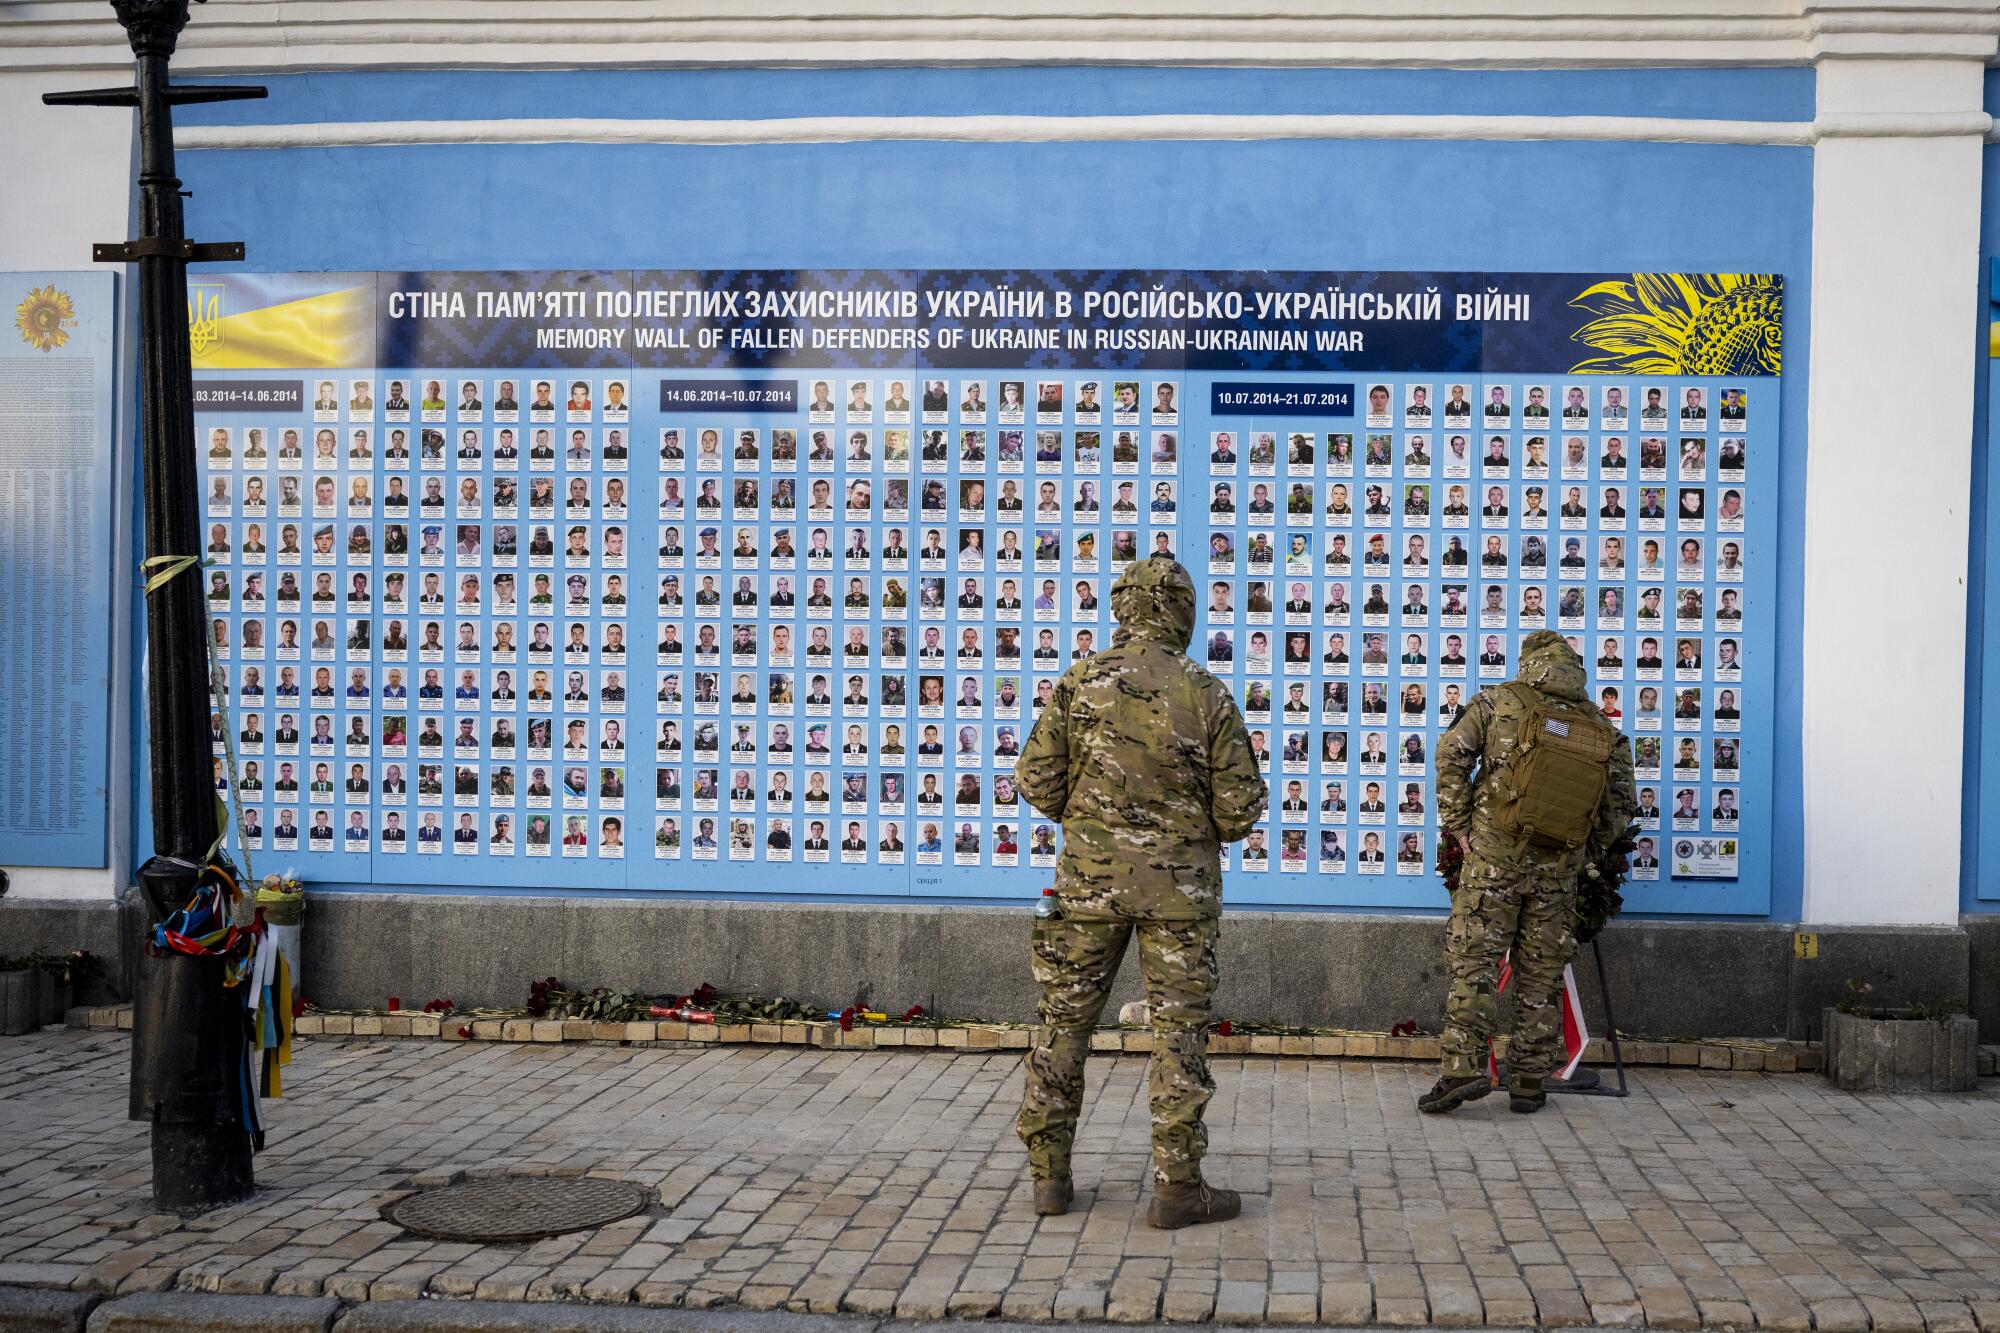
[46,0,266,1212]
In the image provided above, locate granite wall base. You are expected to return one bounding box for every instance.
[2,893,1986,1041]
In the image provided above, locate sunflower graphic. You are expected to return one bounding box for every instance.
[15,284,77,353]
[1566,273,1782,376]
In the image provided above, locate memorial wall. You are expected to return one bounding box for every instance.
[184,269,1779,913]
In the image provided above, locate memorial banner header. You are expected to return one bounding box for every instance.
[191,270,1785,377]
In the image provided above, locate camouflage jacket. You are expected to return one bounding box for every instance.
[1434,629,1638,873]
[1016,555,1268,920]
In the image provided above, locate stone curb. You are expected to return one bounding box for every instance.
[334,1299,886,1330]
[11,1290,1578,1333]
[55,1005,1902,1074]
[0,1284,103,1333]
[8,1287,1999,1333]
[80,1291,341,1332]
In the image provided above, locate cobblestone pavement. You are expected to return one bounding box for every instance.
[4,1028,2000,1329]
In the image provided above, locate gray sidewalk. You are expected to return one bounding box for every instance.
[3,1027,1999,1329]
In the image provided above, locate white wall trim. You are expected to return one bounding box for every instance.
[1816,110,1994,136]
[175,113,1827,151]
[172,110,2000,152]
[4,0,1999,74]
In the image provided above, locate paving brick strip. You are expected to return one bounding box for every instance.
[44,1006,1856,1075]
[4,1029,2000,1330]
[0,1288,1682,1332]
[80,1004,2000,1078]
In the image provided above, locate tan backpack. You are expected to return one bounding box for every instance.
[1486,683,1621,850]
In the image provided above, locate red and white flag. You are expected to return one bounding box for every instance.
[1486,954,1590,1083]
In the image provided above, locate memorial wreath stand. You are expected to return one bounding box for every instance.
[1491,937,1631,1099]
[1547,939,1630,1097]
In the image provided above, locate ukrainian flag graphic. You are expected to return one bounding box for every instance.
[189,273,374,370]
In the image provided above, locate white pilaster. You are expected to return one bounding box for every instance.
[1801,57,1990,925]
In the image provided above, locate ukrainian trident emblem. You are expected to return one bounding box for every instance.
[188,285,223,356]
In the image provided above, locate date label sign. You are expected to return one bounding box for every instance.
[657,378,798,413]
[1208,381,1354,417]
[193,379,304,412]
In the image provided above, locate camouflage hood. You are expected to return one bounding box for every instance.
[1514,629,1588,702]
[1110,555,1196,652]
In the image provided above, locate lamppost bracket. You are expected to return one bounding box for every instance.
[43,83,267,108]
[92,238,245,263]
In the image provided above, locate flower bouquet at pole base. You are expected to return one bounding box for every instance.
[254,868,306,926]
[254,868,307,1011]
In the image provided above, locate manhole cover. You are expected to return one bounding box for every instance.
[386,1175,652,1242]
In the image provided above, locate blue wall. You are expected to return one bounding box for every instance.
[183,67,1815,128]
[168,67,1816,918]
[1962,72,2000,911]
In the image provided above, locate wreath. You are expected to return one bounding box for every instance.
[1435,832,1467,896]
[1574,825,1639,943]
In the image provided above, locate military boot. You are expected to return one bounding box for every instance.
[1417,1074,1492,1114]
[1033,1177,1074,1216]
[1147,1180,1241,1229]
[1509,1085,1547,1114]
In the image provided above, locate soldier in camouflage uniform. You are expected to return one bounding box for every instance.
[1014,553,1267,1228]
[1422,629,1636,1115]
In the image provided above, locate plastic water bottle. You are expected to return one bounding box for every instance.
[1033,888,1063,920]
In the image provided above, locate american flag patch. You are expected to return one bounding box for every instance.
[1544,718,1570,737]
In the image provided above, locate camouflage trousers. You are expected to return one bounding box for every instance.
[1438,858,1579,1093]
[1017,913,1219,1186]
